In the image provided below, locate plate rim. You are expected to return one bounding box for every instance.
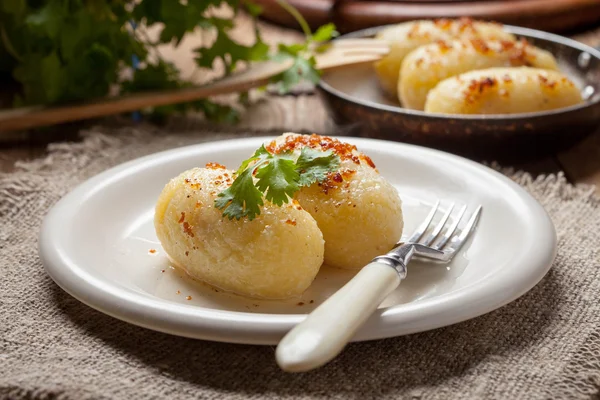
[39,136,557,344]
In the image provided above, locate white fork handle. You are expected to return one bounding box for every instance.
[276,262,401,372]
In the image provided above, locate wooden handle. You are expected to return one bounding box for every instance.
[0,42,388,133]
[276,262,401,372]
[0,59,292,133]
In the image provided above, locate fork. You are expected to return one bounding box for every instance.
[0,39,388,132]
[276,201,482,372]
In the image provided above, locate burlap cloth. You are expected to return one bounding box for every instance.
[0,105,599,399]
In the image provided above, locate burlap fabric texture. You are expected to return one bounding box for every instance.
[1,125,599,399]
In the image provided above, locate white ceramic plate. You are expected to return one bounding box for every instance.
[39,136,556,344]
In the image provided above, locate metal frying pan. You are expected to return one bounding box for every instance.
[317,25,600,161]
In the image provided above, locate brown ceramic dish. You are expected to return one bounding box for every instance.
[317,25,600,161]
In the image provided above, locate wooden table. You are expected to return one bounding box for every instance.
[1,17,599,194]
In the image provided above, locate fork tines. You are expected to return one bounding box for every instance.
[408,201,482,255]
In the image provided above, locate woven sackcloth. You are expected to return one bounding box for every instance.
[1,113,600,400]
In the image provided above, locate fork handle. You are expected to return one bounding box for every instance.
[276,262,401,372]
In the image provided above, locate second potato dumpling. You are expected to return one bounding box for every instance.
[424,67,583,114]
[374,18,514,97]
[266,134,404,270]
[399,39,559,110]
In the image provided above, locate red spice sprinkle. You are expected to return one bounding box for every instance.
[178,212,185,223]
[205,162,226,170]
[538,74,557,89]
[185,179,191,183]
[297,302,305,306]
[436,40,452,53]
[407,23,420,39]
[332,172,343,183]
[266,134,358,162]
[464,77,498,104]
[149,249,157,254]
[185,251,189,256]
[176,290,181,295]
[434,18,452,30]
[292,199,302,210]
[183,222,195,238]
[309,300,314,304]
[285,219,297,226]
[470,38,490,54]
[361,155,376,169]
[161,269,165,273]
[186,296,192,301]
[457,17,475,33]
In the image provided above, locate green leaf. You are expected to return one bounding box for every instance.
[277,42,306,56]
[1,0,26,15]
[310,23,338,42]
[243,0,263,17]
[59,13,92,61]
[200,100,239,124]
[195,30,267,73]
[158,1,189,44]
[274,55,319,93]
[214,143,341,220]
[26,1,64,40]
[255,156,299,205]
[40,51,64,102]
[235,144,268,175]
[215,167,264,221]
[132,0,163,24]
[296,147,340,186]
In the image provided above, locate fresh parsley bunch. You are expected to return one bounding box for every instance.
[216,145,340,220]
[0,0,337,122]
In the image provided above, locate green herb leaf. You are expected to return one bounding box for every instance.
[25,1,64,40]
[40,51,64,102]
[243,0,263,17]
[1,0,26,15]
[271,55,320,94]
[268,5,337,93]
[255,156,299,206]
[296,147,340,186]
[216,167,264,221]
[215,144,340,220]
[311,23,338,43]
[1,0,336,126]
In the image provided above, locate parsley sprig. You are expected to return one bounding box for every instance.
[269,0,338,93]
[215,145,340,221]
[0,0,337,124]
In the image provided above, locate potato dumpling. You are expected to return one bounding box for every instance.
[425,67,583,114]
[399,39,559,110]
[266,133,404,270]
[374,18,514,97]
[154,163,325,299]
